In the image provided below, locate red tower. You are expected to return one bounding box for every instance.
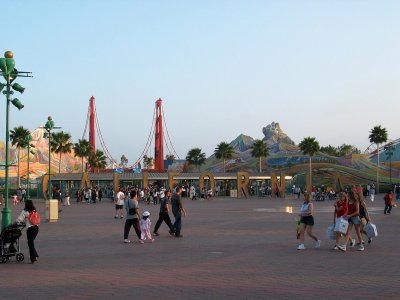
[154,99,164,171]
[89,96,96,153]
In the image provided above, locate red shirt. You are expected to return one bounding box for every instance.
[335,200,348,218]
[385,194,393,205]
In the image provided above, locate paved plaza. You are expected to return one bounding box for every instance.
[0,194,398,299]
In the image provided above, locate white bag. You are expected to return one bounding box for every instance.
[365,223,378,238]
[334,217,349,234]
[326,224,335,240]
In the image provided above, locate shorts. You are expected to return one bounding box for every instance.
[348,216,361,225]
[115,204,123,210]
[300,216,314,226]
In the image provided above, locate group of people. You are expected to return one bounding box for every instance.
[115,185,187,244]
[75,187,103,204]
[297,185,395,251]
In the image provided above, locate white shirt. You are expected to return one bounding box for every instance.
[16,210,33,228]
[116,191,125,205]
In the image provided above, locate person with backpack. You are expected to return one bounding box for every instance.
[15,200,40,264]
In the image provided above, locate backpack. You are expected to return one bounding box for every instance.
[28,210,41,226]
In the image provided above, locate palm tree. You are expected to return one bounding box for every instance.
[369,125,388,193]
[214,142,235,173]
[10,126,30,188]
[50,131,73,173]
[299,137,320,188]
[143,155,153,169]
[120,155,128,167]
[185,148,206,172]
[251,139,269,173]
[89,149,107,172]
[73,139,91,173]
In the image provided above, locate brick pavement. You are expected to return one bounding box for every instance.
[0,194,398,300]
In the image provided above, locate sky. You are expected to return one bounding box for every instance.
[1,0,399,165]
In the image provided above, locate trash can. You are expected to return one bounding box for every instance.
[45,199,59,222]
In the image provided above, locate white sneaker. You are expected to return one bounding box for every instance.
[315,240,321,249]
[297,244,305,250]
[350,239,356,247]
[358,244,364,251]
[338,245,346,252]
[332,245,339,250]
[123,239,131,243]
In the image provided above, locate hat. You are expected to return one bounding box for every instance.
[143,211,150,217]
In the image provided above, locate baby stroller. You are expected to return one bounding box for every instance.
[0,223,26,263]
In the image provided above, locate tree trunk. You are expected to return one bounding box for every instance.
[309,156,312,188]
[59,152,62,173]
[259,156,262,173]
[81,157,84,173]
[377,144,380,193]
[17,149,20,188]
[223,159,226,173]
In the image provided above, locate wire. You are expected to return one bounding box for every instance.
[161,105,180,159]
[82,105,90,140]
[130,105,156,168]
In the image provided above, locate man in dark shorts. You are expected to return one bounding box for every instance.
[153,190,173,236]
[171,186,187,238]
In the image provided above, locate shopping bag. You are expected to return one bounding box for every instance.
[326,224,335,240]
[334,217,349,234]
[365,223,378,238]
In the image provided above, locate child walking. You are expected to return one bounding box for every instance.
[140,211,155,242]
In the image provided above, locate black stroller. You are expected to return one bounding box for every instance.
[0,223,25,263]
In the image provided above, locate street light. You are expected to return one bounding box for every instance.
[0,51,32,230]
[384,143,395,188]
[43,116,60,199]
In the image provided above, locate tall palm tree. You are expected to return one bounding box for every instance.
[89,149,107,172]
[120,154,128,167]
[10,126,30,188]
[214,142,235,173]
[50,131,73,173]
[251,139,269,173]
[185,148,206,172]
[73,139,91,173]
[369,125,388,193]
[299,137,320,188]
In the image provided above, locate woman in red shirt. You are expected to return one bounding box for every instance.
[333,192,348,250]
[339,191,364,252]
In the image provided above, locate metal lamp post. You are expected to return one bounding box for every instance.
[0,51,32,230]
[44,116,55,198]
[384,144,395,188]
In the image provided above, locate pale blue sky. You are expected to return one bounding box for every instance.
[1,0,399,164]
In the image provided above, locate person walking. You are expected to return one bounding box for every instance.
[140,211,154,242]
[115,188,125,219]
[384,190,393,215]
[370,183,375,202]
[297,193,321,250]
[15,200,39,264]
[339,190,364,252]
[123,190,143,244]
[64,189,71,206]
[153,189,174,236]
[171,186,187,238]
[332,191,348,250]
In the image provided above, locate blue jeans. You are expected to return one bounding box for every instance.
[384,204,392,214]
[172,211,182,235]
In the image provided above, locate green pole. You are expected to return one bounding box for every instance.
[26,136,31,201]
[2,75,12,230]
[48,129,51,198]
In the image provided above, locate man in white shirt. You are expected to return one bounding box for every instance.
[115,188,125,219]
